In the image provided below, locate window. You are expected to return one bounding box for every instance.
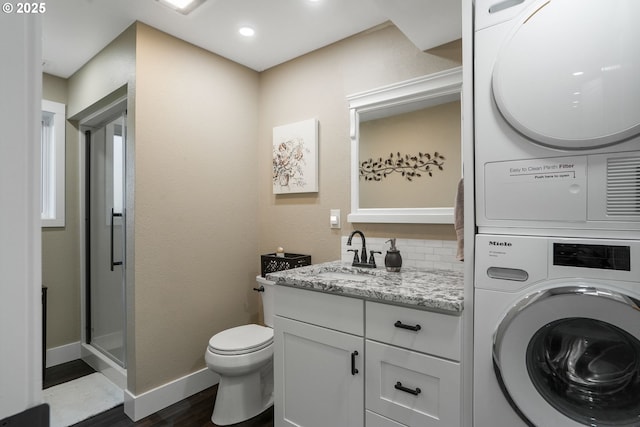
[41,99,65,227]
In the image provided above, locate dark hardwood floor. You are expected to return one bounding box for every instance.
[44,360,274,427]
[43,359,96,389]
[72,387,274,427]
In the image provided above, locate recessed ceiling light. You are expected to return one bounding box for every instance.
[239,26,256,37]
[156,0,206,15]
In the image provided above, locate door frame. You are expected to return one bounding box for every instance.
[76,97,129,385]
[0,14,43,420]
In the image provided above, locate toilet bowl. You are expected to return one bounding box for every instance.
[205,276,275,426]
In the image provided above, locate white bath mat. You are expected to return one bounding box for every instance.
[43,373,124,427]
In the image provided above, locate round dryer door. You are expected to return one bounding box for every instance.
[492,0,640,149]
[494,285,640,426]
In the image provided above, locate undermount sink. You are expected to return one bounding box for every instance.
[318,271,371,282]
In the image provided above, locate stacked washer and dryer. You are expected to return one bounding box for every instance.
[473,1,640,426]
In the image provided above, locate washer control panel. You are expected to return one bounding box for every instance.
[476,235,639,292]
[553,243,630,272]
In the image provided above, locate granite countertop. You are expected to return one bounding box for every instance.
[266,261,464,314]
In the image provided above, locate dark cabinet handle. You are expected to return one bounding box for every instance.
[110,208,123,271]
[394,320,421,331]
[351,351,359,375]
[252,286,265,292]
[395,381,421,396]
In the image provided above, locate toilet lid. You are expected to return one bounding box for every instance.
[208,324,273,355]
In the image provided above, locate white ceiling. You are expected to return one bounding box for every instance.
[42,0,461,79]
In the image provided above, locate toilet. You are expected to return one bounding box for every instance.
[205,276,275,425]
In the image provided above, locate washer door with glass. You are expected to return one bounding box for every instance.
[494,285,640,426]
[492,0,640,149]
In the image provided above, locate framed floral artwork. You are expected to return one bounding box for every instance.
[272,118,319,194]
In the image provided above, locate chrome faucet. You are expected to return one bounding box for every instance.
[347,230,380,268]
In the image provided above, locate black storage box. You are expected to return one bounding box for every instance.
[261,253,311,277]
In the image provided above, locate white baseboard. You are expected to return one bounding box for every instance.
[46,341,81,368]
[124,368,219,421]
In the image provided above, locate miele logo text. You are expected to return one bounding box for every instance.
[489,241,512,247]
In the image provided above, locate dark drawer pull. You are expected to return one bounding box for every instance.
[351,351,359,375]
[394,320,421,331]
[395,381,421,396]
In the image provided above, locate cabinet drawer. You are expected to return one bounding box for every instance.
[365,340,460,427]
[275,285,364,335]
[365,301,460,361]
[366,410,406,427]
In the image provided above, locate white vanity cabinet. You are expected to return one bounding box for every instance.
[274,285,365,427]
[273,284,462,427]
[365,301,462,427]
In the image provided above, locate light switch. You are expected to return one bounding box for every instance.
[330,209,341,229]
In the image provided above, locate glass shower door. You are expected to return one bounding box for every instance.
[88,112,126,368]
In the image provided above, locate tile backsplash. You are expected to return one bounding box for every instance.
[340,236,463,272]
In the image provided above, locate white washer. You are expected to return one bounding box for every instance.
[474,234,640,426]
[475,0,640,236]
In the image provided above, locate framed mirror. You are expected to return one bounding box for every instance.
[347,67,462,223]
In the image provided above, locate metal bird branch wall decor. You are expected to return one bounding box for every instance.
[360,151,445,182]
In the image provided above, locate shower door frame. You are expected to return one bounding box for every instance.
[77,95,130,388]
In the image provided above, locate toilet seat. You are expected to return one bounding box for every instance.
[208,324,273,356]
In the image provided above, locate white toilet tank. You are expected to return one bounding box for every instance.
[256,276,275,328]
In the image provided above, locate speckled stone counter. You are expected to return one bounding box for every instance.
[266,261,464,314]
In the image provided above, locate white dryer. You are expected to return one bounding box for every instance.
[474,234,640,426]
[475,0,640,236]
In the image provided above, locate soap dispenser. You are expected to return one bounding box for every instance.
[385,239,402,272]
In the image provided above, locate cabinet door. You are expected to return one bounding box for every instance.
[274,316,364,427]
